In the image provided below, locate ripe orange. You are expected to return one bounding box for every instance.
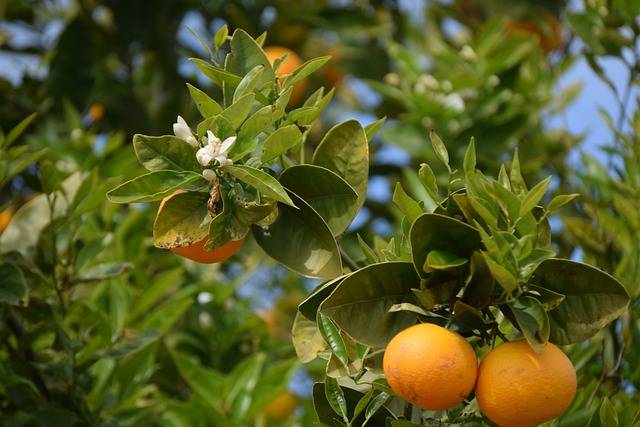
[475,340,577,427]
[0,209,12,234]
[506,12,562,53]
[263,390,298,421]
[264,46,307,105]
[158,191,243,264]
[382,323,478,411]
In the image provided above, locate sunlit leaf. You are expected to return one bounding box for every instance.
[133,134,200,172]
[292,311,327,363]
[187,83,223,117]
[153,190,210,249]
[107,171,208,203]
[223,164,295,207]
[260,124,303,164]
[312,119,369,216]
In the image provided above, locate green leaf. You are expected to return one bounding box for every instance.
[313,383,394,427]
[95,329,161,359]
[191,57,242,89]
[317,313,349,367]
[292,311,327,363]
[324,377,349,423]
[312,119,369,217]
[0,261,26,305]
[74,261,133,284]
[425,250,468,271]
[187,25,214,60]
[454,300,492,330]
[133,134,200,172]
[223,164,296,207]
[260,124,303,164]
[462,251,495,309]
[187,83,223,117]
[520,176,551,217]
[430,128,450,171]
[170,349,226,410]
[320,262,421,348]
[298,87,335,126]
[107,171,207,203]
[547,193,579,212]
[233,64,265,103]
[252,190,342,279]
[213,24,229,52]
[226,29,275,101]
[153,191,210,249]
[410,213,482,279]
[363,392,391,426]
[283,56,331,89]
[530,259,630,344]
[221,93,256,130]
[236,105,275,144]
[418,163,439,205]
[364,117,386,142]
[2,112,37,150]
[245,358,299,419]
[392,183,423,224]
[481,252,518,292]
[298,274,350,321]
[225,352,266,419]
[280,164,358,237]
[463,137,476,175]
[510,296,550,352]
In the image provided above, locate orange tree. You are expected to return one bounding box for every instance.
[104,28,631,425]
[2,1,640,426]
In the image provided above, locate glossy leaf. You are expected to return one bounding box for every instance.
[313,382,393,427]
[283,56,331,88]
[133,134,200,172]
[223,164,295,207]
[226,29,275,100]
[252,190,342,279]
[280,165,358,236]
[192,58,242,89]
[530,259,630,344]
[425,250,468,271]
[510,296,550,352]
[410,213,482,278]
[324,376,349,423]
[312,119,369,217]
[233,64,264,103]
[107,171,207,203]
[318,313,349,367]
[320,262,421,348]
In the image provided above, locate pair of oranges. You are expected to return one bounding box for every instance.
[383,323,577,427]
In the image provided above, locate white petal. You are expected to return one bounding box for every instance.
[220,136,237,152]
[186,136,199,148]
[207,130,220,145]
[202,169,217,181]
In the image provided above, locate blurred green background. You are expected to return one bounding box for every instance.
[1,0,639,425]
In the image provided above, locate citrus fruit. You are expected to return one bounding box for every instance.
[506,12,562,53]
[263,390,298,421]
[158,191,243,264]
[0,209,12,234]
[264,46,306,105]
[475,339,577,427]
[382,323,478,411]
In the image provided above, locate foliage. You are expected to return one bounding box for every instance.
[1,0,640,426]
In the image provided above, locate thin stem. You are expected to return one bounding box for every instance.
[339,246,359,272]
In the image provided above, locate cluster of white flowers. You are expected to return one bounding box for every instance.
[173,116,236,181]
